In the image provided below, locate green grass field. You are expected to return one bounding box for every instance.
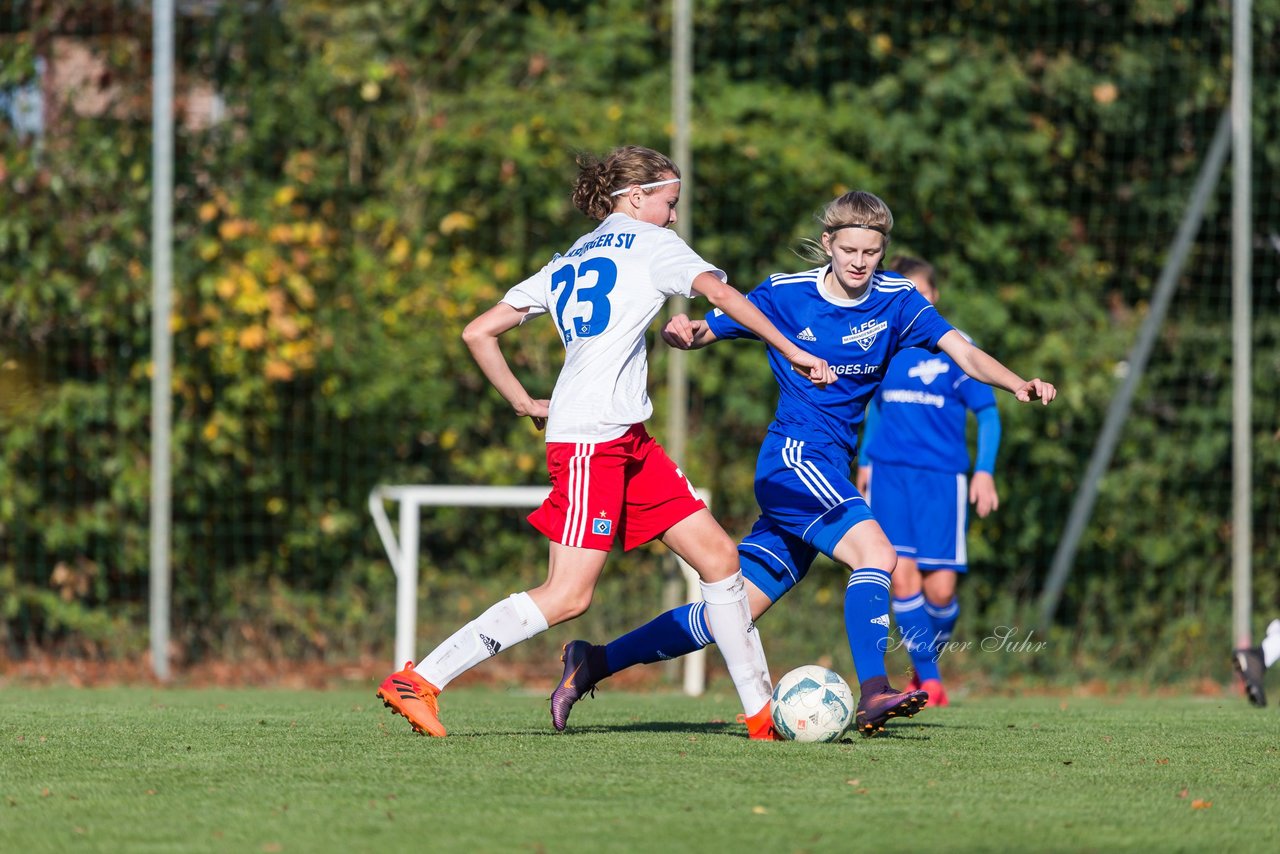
[3,684,1278,853]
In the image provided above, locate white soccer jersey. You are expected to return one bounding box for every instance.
[502,213,725,443]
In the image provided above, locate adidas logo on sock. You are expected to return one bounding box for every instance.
[870,614,890,627]
[797,327,817,342]
[479,633,503,655]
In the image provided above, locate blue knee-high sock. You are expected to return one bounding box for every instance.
[892,594,941,682]
[925,597,960,648]
[604,602,712,675]
[844,568,892,684]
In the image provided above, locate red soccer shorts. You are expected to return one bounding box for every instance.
[528,424,706,552]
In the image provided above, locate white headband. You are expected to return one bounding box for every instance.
[609,177,681,197]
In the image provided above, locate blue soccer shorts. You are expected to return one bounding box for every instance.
[866,462,969,572]
[738,433,875,602]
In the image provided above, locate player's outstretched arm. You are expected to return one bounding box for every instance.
[462,302,551,430]
[691,272,837,386]
[937,330,1056,405]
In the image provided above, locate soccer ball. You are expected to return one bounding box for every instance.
[770,665,854,742]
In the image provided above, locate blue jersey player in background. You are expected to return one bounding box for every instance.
[549,190,1056,736]
[856,256,1001,708]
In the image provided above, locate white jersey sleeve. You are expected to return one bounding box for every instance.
[501,263,552,321]
[648,227,726,298]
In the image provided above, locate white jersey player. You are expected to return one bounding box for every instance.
[377,144,835,740]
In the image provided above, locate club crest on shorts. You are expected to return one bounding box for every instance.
[842,318,888,351]
[592,512,613,536]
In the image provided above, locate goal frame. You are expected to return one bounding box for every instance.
[369,484,708,695]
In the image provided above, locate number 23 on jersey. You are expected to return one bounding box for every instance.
[551,257,618,344]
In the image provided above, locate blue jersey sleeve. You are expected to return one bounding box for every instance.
[703,279,773,341]
[857,395,880,467]
[895,289,953,352]
[973,405,1002,474]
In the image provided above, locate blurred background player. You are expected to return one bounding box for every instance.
[376,145,836,740]
[1233,618,1280,706]
[549,191,1056,736]
[854,256,1002,707]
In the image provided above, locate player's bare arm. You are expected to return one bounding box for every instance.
[462,302,551,429]
[937,329,1056,405]
[691,272,838,386]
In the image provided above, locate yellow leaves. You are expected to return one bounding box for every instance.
[266,497,286,515]
[265,360,294,382]
[273,186,297,207]
[1092,82,1119,105]
[360,81,381,102]
[439,429,458,450]
[239,325,267,350]
[388,236,411,266]
[440,211,476,235]
[606,103,622,122]
[218,219,255,241]
[199,202,219,223]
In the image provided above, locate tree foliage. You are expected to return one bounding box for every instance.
[1,1,1276,678]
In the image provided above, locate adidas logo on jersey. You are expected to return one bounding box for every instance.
[796,327,817,342]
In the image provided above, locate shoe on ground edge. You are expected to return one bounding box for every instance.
[550,640,605,732]
[376,661,447,736]
[738,704,785,741]
[1233,647,1267,708]
[919,678,949,708]
[854,686,928,737]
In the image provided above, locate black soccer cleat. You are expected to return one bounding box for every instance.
[854,686,928,737]
[550,640,607,732]
[1233,647,1267,707]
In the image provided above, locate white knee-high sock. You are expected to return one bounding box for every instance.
[700,572,772,716]
[416,592,549,689]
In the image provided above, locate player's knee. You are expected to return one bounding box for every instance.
[700,537,741,581]
[869,543,897,574]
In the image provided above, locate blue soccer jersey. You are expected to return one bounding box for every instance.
[705,267,954,455]
[863,340,998,474]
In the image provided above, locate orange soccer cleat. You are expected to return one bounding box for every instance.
[376,662,447,737]
[739,703,785,741]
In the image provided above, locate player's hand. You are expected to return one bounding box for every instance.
[662,314,701,349]
[786,348,837,387]
[1015,378,1056,404]
[517,398,550,430]
[969,471,999,518]
[855,465,871,497]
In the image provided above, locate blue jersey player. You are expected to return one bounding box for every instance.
[548,190,1056,736]
[855,256,1002,708]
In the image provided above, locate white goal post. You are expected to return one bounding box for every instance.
[368,484,708,696]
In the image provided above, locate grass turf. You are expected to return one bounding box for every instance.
[3,685,1278,853]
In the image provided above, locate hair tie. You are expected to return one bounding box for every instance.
[610,178,681,197]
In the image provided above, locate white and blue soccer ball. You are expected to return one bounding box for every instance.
[770,665,854,742]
